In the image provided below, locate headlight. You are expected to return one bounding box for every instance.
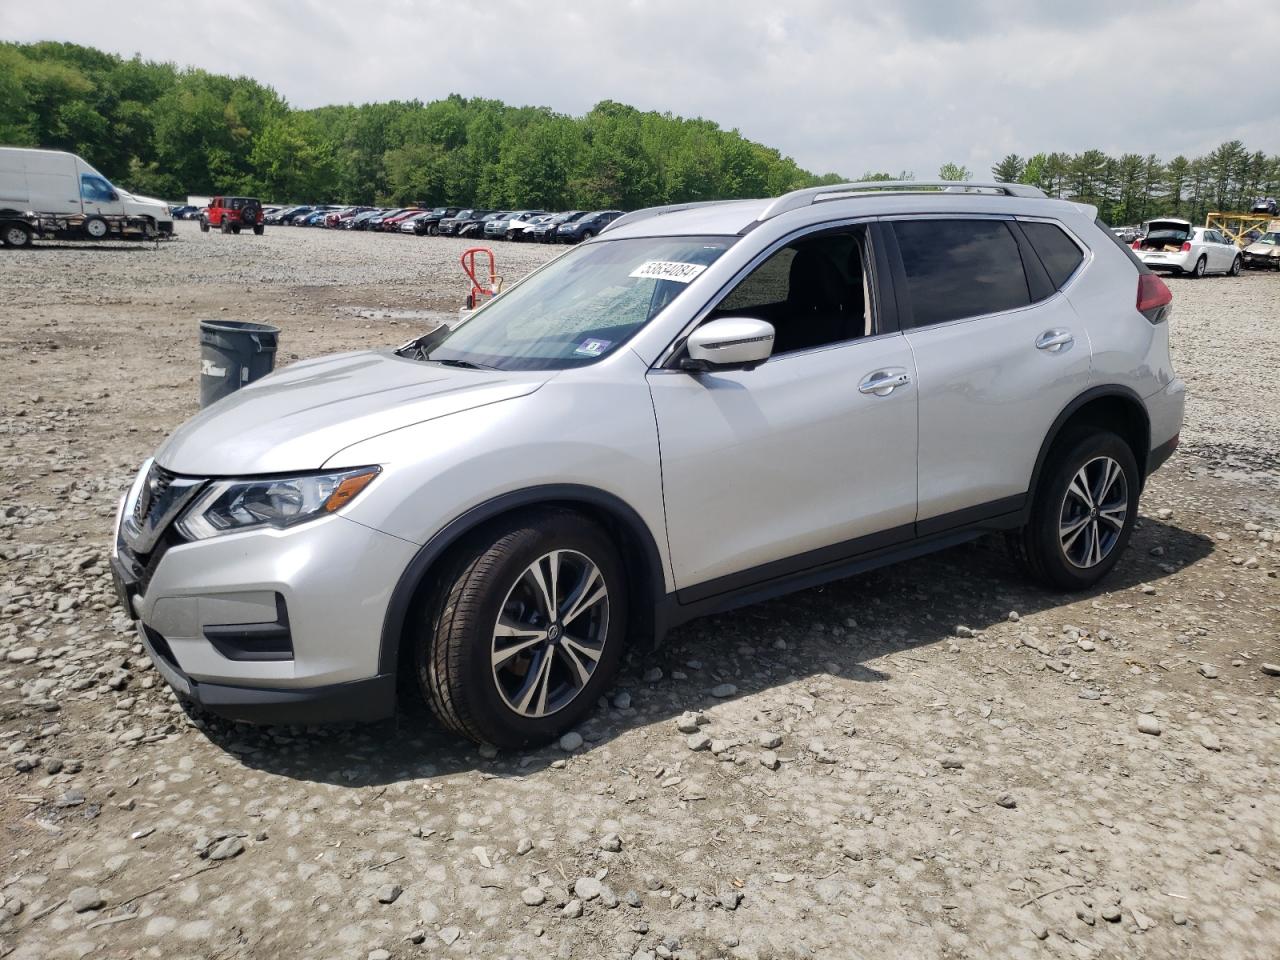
[175,466,380,541]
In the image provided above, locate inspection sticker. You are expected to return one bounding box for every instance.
[629,260,708,283]
[574,338,612,357]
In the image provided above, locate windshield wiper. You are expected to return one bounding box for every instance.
[429,357,489,370]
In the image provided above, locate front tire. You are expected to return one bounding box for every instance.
[417,510,627,747]
[1229,255,1241,276]
[3,222,32,248]
[1009,429,1139,590]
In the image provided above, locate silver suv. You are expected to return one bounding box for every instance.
[111,181,1185,747]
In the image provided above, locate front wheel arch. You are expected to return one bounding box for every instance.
[381,485,666,685]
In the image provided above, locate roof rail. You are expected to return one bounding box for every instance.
[600,199,749,235]
[757,180,1047,222]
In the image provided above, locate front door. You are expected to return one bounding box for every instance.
[648,224,918,598]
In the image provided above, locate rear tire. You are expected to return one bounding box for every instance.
[253,224,264,235]
[1191,255,1206,278]
[416,510,627,748]
[231,224,241,234]
[1008,429,1139,591]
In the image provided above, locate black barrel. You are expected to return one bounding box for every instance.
[199,320,280,408]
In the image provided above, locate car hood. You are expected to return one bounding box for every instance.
[155,349,554,476]
[1244,241,1278,255]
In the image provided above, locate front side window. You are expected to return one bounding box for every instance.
[893,219,1031,327]
[1021,220,1085,289]
[706,226,872,355]
[424,235,736,370]
[80,174,115,203]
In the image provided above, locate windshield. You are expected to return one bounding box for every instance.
[1259,232,1280,245]
[425,235,736,371]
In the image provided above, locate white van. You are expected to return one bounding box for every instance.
[0,147,173,244]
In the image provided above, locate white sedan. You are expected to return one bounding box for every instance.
[1132,219,1241,277]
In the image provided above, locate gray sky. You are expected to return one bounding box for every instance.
[5,0,1278,177]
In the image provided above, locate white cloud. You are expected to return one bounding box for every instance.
[5,0,1278,178]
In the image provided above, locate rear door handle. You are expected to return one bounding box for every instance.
[1035,329,1074,352]
[858,369,911,396]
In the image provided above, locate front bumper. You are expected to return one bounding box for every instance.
[134,617,395,724]
[113,485,417,724]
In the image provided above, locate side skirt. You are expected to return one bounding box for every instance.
[656,496,1024,635]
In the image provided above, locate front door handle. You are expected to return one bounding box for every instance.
[1036,329,1074,352]
[858,369,911,396]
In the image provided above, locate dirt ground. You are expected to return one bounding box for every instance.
[1,222,1277,960]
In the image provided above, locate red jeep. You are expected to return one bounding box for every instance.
[200,197,265,235]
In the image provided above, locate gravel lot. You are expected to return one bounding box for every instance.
[1,222,1278,960]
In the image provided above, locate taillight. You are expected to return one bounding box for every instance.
[1180,241,1191,252]
[1131,240,1141,250]
[1137,273,1172,323]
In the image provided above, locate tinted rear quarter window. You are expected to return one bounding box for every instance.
[1021,220,1085,289]
[892,219,1030,327]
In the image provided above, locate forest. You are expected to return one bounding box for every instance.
[3,41,1278,227]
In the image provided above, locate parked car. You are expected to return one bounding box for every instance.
[436,209,477,236]
[345,209,385,230]
[365,208,411,231]
[411,207,462,235]
[278,206,316,225]
[381,209,426,231]
[455,210,501,239]
[398,211,434,233]
[1111,225,1142,244]
[0,146,173,241]
[530,211,585,242]
[200,196,264,235]
[1241,230,1280,269]
[484,210,546,241]
[1132,219,1240,277]
[1250,197,1278,215]
[556,209,623,243]
[265,205,305,225]
[112,179,1183,747]
[300,208,334,226]
[169,204,199,219]
[509,213,557,241]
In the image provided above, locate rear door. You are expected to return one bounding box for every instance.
[886,215,1091,531]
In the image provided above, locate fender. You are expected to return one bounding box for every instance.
[377,484,667,677]
[1025,383,1151,514]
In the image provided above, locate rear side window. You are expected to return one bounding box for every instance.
[892,219,1030,327]
[1021,221,1085,288]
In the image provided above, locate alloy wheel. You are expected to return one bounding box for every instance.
[491,549,609,718]
[1058,456,1128,569]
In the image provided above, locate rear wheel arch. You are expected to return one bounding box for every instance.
[380,485,666,684]
[1028,386,1151,501]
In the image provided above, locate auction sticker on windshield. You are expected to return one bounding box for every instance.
[573,338,612,357]
[629,260,709,283]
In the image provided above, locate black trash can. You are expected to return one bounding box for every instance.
[199,320,280,408]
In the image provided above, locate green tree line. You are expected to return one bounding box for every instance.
[3,41,1276,223]
[991,146,1280,226]
[0,41,838,207]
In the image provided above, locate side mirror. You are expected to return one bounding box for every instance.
[683,317,775,371]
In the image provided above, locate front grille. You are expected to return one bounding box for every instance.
[133,463,176,526]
